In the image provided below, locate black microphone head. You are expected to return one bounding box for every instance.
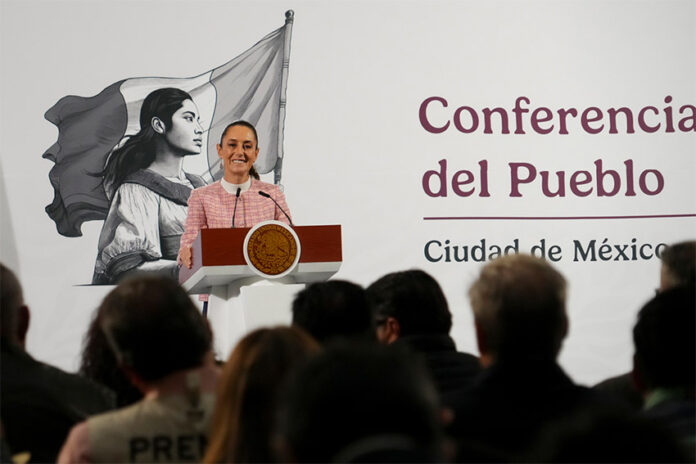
[258,191,270,198]
[236,187,241,198]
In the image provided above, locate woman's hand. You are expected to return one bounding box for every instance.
[178,246,193,269]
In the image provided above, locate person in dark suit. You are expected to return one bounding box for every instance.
[450,254,614,462]
[0,263,114,462]
[594,240,696,410]
[366,269,480,408]
[633,285,695,456]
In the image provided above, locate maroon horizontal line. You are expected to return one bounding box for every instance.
[423,214,696,221]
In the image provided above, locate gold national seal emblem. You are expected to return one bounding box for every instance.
[244,221,300,278]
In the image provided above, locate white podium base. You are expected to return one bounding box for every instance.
[207,277,305,361]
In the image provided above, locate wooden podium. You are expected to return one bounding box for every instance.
[179,224,342,359]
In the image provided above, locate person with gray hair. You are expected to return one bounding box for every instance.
[659,240,696,291]
[451,254,613,461]
[467,254,569,366]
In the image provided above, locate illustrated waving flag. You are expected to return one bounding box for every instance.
[43,11,294,237]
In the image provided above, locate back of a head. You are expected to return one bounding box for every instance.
[367,269,452,336]
[205,326,320,463]
[277,342,443,462]
[469,254,568,361]
[633,285,696,392]
[99,275,211,382]
[80,309,144,407]
[660,241,696,290]
[0,263,23,343]
[291,280,374,344]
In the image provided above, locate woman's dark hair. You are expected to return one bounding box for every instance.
[102,87,193,197]
[80,309,143,408]
[219,120,260,180]
[203,327,320,463]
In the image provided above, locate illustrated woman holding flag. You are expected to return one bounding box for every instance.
[178,120,292,269]
[92,88,206,284]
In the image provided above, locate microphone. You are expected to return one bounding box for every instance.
[232,187,241,228]
[258,191,294,226]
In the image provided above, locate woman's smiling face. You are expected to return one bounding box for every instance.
[217,124,259,182]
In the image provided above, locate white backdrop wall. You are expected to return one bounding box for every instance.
[1,0,694,384]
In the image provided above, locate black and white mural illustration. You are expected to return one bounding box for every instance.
[42,11,294,284]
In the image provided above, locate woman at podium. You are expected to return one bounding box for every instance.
[178,121,292,269]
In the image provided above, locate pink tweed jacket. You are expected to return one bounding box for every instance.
[180,179,292,250]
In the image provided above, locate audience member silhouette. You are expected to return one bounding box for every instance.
[450,254,617,461]
[276,342,446,463]
[659,240,696,291]
[80,306,143,408]
[58,275,218,463]
[633,285,695,455]
[367,269,480,407]
[5,241,692,463]
[594,240,696,409]
[204,326,320,463]
[291,280,375,344]
[0,263,113,463]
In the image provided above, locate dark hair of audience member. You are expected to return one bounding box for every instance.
[79,311,143,407]
[291,280,375,344]
[276,342,445,463]
[633,285,696,393]
[468,254,568,361]
[98,275,211,382]
[366,269,452,336]
[660,241,696,290]
[529,410,689,463]
[0,263,26,345]
[204,326,320,464]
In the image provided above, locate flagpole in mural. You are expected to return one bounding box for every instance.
[43,10,295,239]
[275,9,294,185]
